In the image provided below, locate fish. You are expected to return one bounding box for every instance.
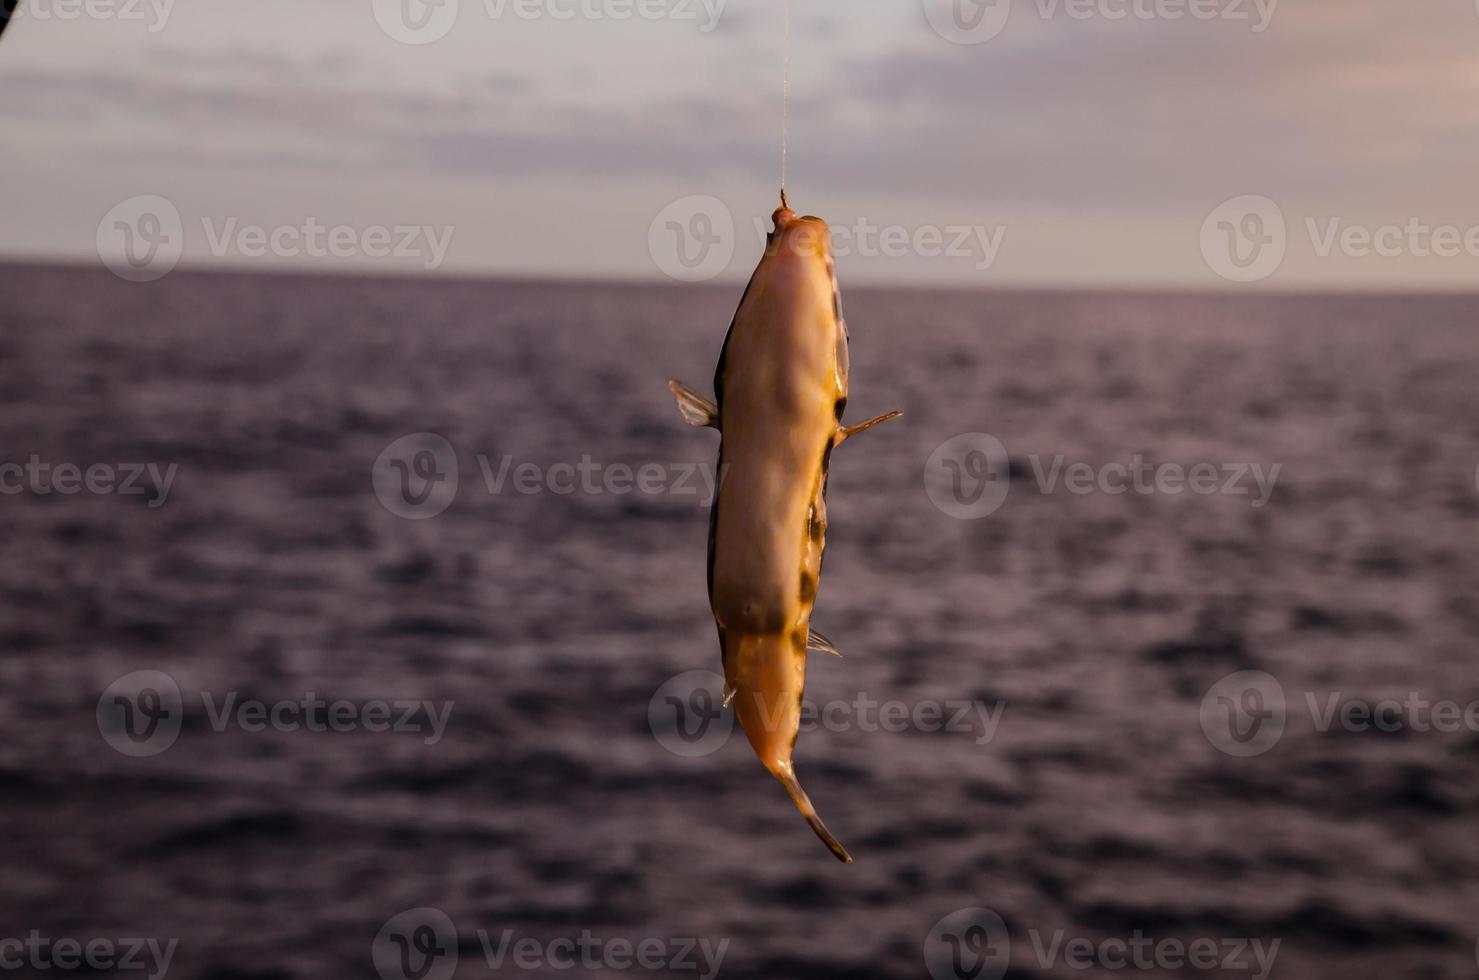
[667,196,900,863]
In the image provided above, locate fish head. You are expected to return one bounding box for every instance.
[759,204,847,390]
[767,205,832,268]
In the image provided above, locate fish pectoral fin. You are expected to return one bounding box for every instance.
[722,684,736,708]
[667,379,720,429]
[806,628,844,658]
[836,410,901,445]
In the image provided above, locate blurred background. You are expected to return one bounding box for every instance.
[2,2,1479,979]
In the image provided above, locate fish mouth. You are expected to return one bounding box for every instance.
[768,209,831,261]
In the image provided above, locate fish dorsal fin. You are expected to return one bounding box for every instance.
[806,628,843,658]
[667,379,720,429]
[836,411,902,445]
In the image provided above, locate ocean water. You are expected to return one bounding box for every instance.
[2,262,1478,979]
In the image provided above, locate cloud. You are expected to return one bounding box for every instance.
[5,0,1479,283]
[12,0,1472,218]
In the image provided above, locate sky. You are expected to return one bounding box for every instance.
[3,0,1479,289]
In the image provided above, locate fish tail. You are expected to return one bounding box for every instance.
[774,762,852,863]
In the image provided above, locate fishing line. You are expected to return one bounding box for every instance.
[781,0,791,208]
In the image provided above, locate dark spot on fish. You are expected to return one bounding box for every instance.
[712,281,755,407]
[712,350,728,407]
[833,398,846,421]
[799,572,817,604]
[807,504,822,541]
[706,448,723,596]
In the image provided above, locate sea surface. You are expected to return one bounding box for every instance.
[2,262,1478,979]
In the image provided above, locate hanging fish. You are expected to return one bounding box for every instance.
[668,197,900,863]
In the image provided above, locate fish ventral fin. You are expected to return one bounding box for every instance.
[836,411,902,445]
[806,628,843,658]
[667,379,720,429]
